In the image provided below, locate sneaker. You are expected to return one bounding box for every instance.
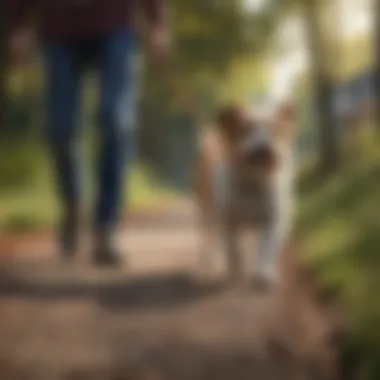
[59,209,81,260]
[92,229,126,267]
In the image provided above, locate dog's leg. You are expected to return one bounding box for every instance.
[256,214,292,288]
[198,211,217,272]
[198,162,229,275]
[256,190,293,286]
[224,219,242,285]
[256,226,283,283]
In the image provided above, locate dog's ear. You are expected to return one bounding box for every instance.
[274,101,297,141]
[217,104,242,128]
[216,104,250,140]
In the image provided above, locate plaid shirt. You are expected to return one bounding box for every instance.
[11,0,165,39]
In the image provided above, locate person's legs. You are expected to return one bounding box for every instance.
[44,41,84,258]
[94,28,140,264]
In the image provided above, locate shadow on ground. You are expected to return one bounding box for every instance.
[0,269,224,312]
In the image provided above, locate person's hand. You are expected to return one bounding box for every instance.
[9,27,34,67]
[144,26,170,66]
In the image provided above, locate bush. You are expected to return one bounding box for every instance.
[0,139,44,191]
[297,130,380,379]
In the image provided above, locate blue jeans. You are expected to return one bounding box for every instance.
[44,29,139,231]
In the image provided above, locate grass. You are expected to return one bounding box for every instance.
[0,145,181,233]
[296,129,380,378]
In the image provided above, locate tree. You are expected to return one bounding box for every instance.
[375,0,380,129]
[0,0,9,134]
[303,0,340,172]
[270,0,340,172]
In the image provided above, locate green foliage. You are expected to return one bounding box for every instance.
[170,0,276,76]
[0,139,43,190]
[142,0,277,118]
[297,130,380,378]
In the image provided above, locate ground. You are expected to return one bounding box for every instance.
[0,202,337,380]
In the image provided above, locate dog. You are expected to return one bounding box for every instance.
[195,102,296,288]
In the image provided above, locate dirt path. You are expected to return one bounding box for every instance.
[0,204,337,380]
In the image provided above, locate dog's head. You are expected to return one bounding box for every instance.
[216,102,296,183]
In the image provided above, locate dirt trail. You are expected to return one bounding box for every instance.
[0,203,337,380]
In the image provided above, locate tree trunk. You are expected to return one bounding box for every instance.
[0,0,10,134]
[304,0,340,173]
[374,0,380,129]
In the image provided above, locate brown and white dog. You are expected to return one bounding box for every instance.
[195,102,296,287]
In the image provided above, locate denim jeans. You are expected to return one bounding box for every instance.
[43,28,139,231]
